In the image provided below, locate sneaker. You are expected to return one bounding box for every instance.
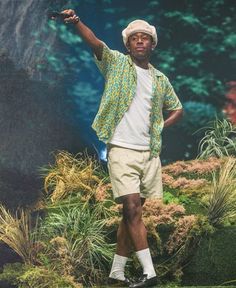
[129,274,158,288]
[107,276,133,287]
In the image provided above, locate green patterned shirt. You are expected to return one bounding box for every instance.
[92,44,182,158]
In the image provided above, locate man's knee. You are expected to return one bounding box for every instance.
[122,195,142,224]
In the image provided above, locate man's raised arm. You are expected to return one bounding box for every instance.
[60,9,104,60]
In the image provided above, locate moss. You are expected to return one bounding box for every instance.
[163,187,207,216]
[0,262,24,286]
[182,226,236,285]
[184,199,207,216]
[0,262,82,288]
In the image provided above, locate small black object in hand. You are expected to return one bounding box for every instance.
[48,11,69,20]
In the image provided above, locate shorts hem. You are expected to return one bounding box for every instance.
[114,193,163,203]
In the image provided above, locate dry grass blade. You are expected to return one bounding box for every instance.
[0,205,35,265]
[43,151,102,203]
[207,157,236,226]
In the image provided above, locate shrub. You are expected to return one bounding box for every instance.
[39,201,114,285]
[0,262,82,288]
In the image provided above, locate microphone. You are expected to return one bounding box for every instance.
[48,11,70,20]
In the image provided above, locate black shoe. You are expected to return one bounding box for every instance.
[107,276,132,287]
[129,274,158,288]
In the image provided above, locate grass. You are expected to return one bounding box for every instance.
[39,200,114,285]
[206,157,236,226]
[0,205,36,265]
[197,118,236,159]
[42,151,104,203]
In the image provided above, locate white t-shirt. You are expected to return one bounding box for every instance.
[109,64,152,150]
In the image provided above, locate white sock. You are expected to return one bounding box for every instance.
[109,254,128,281]
[136,248,156,279]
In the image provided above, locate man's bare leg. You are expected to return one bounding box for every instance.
[116,218,133,256]
[121,193,156,286]
[109,194,156,284]
[121,193,148,251]
[109,214,133,281]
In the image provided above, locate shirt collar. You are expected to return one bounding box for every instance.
[127,55,162,77]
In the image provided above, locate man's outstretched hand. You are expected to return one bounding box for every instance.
[61,9,79,23]
[50,9,79,24]
[49,8,103,60]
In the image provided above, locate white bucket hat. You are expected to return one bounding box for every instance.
[122,19,158,47]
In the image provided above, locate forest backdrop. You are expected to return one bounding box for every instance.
[0,0,235,207]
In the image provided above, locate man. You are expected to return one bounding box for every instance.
[58,10,183,288]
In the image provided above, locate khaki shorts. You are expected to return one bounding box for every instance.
[107,144,163,203]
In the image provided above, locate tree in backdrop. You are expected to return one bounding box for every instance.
[0,49,84,208]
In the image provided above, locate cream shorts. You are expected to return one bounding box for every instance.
[107,144,163,203]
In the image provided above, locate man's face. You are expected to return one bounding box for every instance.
[126,32,155,60]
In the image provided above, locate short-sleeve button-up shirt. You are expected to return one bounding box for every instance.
[92,43,182,158]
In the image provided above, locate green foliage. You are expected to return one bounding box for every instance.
[156,215,215,283]
[177,101,221,135]
[198,118,236,159]
[18,266,79,288]
[0,263,81,288]
[0,262,24,286]
[182,226,236,285]
[1,150,236,287]
[164,192,193,206]
[39,201,114,285]
[72,82,99,122]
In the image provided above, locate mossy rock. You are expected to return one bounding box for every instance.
[182,226,236,285]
